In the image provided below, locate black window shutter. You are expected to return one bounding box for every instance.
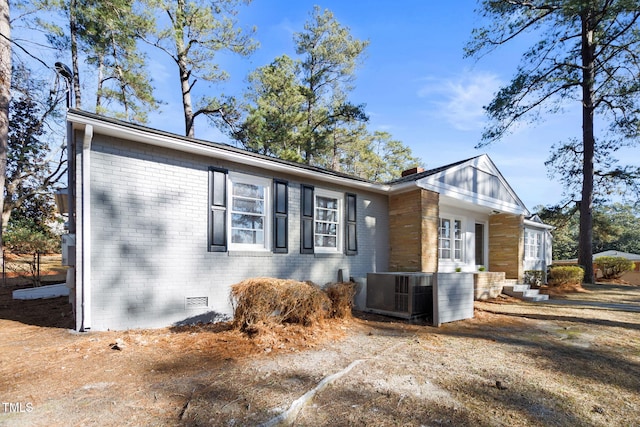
[273,180,288,253]
[345,193,357,255]
[300,184,314,254]
[208,167,227,252]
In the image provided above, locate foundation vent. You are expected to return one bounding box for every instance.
[185,296,208,309]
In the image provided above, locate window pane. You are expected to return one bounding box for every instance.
[440,219,450,238]
[316,235,337,248]
[317,196,337,209]
[316,209,337,222]
[231,214,264,230]
[232,198,264,214]
[315,222,337,235]
[232,229,264,244]
[233,182,263,198]
[454,220,462,238]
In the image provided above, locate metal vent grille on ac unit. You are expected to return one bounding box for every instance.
[185,296,208,309]
[366,272,433,320]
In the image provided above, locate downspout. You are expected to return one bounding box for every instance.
[65,118,77,329]
[80,124,93,331]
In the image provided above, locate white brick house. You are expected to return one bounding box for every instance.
[63,110,552,331]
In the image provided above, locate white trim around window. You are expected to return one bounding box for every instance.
[314,188,343,253]
[524,229,543,260]
[227,172,272,251]
[439,216,463,261]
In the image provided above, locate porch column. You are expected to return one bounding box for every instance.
[388,188,439,272]
[488,213,524,281]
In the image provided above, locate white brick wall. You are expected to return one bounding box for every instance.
[87,134,389,330]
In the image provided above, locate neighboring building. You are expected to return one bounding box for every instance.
[61,110,553,331]
[593,250,640,267]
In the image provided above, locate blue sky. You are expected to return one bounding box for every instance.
[21,0,635,210]
[143,0,584,210]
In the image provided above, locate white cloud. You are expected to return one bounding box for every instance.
[417,71,502,132]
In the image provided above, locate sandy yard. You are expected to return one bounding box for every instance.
[1,267,639,426]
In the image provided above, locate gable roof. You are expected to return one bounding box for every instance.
[391,154,530,215]
[67,110,533,216]
[67,109,388,194]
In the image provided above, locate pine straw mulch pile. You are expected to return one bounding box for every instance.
[540,281,590,297]
[230,277,356,334]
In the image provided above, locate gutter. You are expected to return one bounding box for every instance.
[524,218,555,230]
[68,111,392,196]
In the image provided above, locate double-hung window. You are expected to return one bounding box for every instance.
[300,185,356,255]
[314,189,342,253]
[228,173,271,251]
[524,230,542,259]
[439,217,462,261]
[209,169,289,253]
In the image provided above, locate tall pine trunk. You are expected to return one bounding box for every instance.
[70,0,81,108]
[0,0,11,238]
[179,55,195,137]
[578,11,596,284]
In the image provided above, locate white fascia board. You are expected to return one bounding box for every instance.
[419,180,528,215]
[68,112,390,195]
[524,218,555,230]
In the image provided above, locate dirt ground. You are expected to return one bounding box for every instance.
[1,267,639,426]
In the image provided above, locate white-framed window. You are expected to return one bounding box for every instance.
[524,230,542,259]
[228,172,271,251]
[439,217,463,261]
[314,188,342,253]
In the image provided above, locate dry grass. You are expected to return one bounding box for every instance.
[2,253,67,285]
[2,260,640,426]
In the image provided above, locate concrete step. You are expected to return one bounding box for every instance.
[523,289,541,297]
[523,294,549,302]
[502,284,530,294]
[502,283,549,302]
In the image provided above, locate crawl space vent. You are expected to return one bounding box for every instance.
[185,296,208,309]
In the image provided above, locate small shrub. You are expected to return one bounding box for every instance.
[3,223,60,286]
[548,266,584,287]
[455,267,462,272]
[594,256,634,279]
[524,270,545,286]
[3,225,59,254]
[478,266,486,272]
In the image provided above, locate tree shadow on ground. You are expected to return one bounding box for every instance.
[436,313,640,396]
[0,278,74,328]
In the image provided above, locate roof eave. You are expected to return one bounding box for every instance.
[68,111,390,195]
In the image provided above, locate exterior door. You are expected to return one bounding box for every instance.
[475,223,485,267]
